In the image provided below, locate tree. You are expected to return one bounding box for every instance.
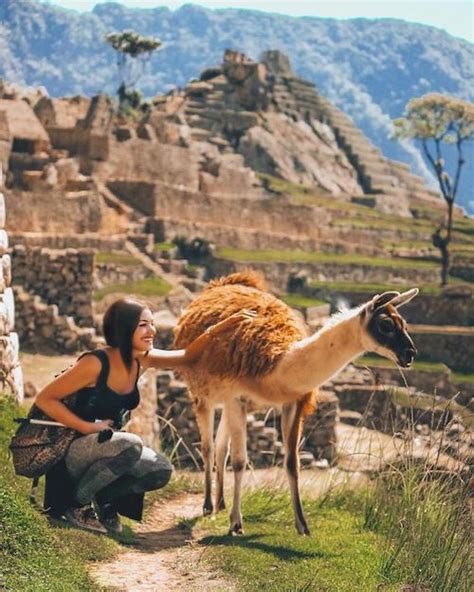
[105,30,162,111]
[393,94,474,285]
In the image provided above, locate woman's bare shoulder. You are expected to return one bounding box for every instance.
[73,351,103,376]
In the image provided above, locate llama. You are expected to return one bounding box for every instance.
[174,271,418,535]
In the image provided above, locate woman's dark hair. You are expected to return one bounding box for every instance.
[102,298,147,369]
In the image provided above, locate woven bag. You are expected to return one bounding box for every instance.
[9,398,80,478]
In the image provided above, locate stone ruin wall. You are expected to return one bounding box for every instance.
[4,185,104,234]
[108,179,332,241]
[13,284,101,354]
[208,257,441,290]
[8,232,127,252]
[95,138,200,190]
[0,175,23,402]
[11,245,95,327]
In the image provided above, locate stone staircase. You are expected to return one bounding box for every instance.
[315,97,443,207]
[270,73,444,216]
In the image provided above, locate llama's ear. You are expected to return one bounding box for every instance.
[388,288,419,308]
[369,291,400,311]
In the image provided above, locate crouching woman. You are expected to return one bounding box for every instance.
[35,298,252,534]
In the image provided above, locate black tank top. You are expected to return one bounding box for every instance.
[74,349,140,425]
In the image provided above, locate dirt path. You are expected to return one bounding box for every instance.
[88,492,236,592]
[87,463,365,591]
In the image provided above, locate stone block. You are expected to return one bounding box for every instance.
[1,255,11,287]
[0,229,8,255]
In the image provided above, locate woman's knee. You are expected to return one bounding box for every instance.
[107,432,143,466]
[141,451,173,489]
[144,465,173,491]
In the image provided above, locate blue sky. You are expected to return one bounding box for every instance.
[42,1,473,43]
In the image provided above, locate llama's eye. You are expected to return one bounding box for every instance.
[378,317,395,335]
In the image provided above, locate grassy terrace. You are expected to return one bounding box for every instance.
[356,354,448,373]
[93,277,172,301]
[281,294,327,308]
[259,173,474,243]
[154,241,175,252]
[216,247,438,269]
[307,280,449,295]
[383,239,474,252]
[357,354,474,384]
[95,251,140,266]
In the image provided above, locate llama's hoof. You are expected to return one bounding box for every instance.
[203,505,213,517]
[217,498,226,512]
[228,522,244,536]
[296,523,311,536]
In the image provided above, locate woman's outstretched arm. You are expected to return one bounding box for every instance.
[142,310,256,370]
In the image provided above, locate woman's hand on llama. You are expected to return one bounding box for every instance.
[206,309,257,337]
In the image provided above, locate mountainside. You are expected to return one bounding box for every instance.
[0,0,473,211]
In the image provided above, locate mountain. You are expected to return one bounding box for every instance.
[1,0,473,211]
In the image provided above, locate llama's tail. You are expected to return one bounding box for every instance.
[207,269,267,291]
[301,390,318,417]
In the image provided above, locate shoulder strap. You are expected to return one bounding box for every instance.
[85,349,110,388]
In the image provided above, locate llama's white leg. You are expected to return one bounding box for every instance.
[194,399,215,516]
[215,408,230,512]
[226,398,247,535]
[281,400,310,535]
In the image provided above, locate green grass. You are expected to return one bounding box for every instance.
[193,472,471,592]
[362,466,472,591]
[95,251,140,266]
[334,216,435,232]
[356,354,448,373]
[258,174,474,249]
[309,280,445,295]
[383,239,474,252]
[0,396,119,591]
[281,294,327,308]
[154,241,175,252]
[216,247,438,269]
[451,371,474,384]
[93,277,172,301]
[195,489,400,592]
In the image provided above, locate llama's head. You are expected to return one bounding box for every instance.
[361,289,418,368]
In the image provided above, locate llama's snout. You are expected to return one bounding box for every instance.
[398,346,417,368]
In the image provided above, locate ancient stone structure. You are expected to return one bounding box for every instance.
[209,256,441,290]
[11,245,95,326]
[34,95,90,150]
[0,52,470,468]
[0,167,23,401]
[13,284,101,354]
[0,98,50,178]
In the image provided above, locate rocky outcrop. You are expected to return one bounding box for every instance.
[239,113,361,196]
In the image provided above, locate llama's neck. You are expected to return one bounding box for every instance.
[273,309,366,394]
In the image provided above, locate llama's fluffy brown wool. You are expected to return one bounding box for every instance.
[174,270,308,379]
